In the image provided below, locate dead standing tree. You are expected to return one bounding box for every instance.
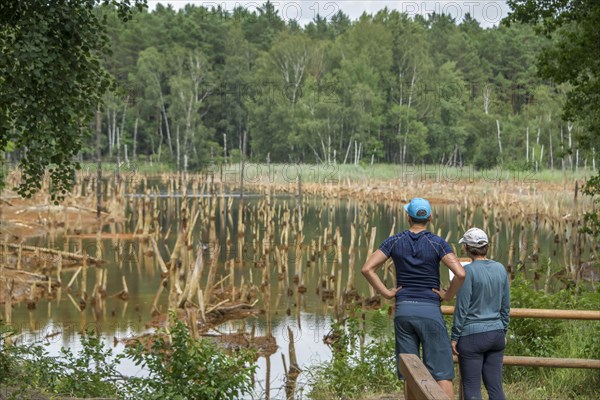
[172,50,212,176]
[270,33,310,115]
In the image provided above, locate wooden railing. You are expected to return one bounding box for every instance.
[441,306,600,320]
[399,306,600,399]
[399,354,449,400]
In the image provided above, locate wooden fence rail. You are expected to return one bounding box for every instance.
[441,306,600,320]
[498,356,600,369]
[451,355,600,369]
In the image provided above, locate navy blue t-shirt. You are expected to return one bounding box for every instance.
[379,230,453,304]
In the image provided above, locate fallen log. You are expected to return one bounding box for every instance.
[1,243,105,266]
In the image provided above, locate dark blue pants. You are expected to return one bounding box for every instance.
[457,330,506,400]
[394,302,454,381]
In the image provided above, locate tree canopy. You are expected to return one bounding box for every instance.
[506,0,600,146]
[89,4,589,171]
[0,0,145,200]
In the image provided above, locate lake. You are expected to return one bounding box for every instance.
[7,186,585,399]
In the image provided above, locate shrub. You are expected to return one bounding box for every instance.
[1,328,123,399]
[504,275,600,397]
[307,306,403,399]
[1,316,257,400]
[126,316,256,400]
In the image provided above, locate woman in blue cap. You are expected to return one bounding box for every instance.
[362,197,466,399]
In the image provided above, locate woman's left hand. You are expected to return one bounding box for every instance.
[382,286,402,300]
[451,340,459,356]
[432,287,447,302]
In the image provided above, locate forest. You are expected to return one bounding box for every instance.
[88,1,594,172]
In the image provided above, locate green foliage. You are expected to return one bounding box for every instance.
[54,334,125,397]
[126,316,256,400]
[506,0,600,145]
[107,5,591,168]
[0,323,16,385]
[0,0,146,201]
[307,306,402,400]
[504,275,600,397]
[0,317,256,400]
[581,171,600,237]
[1,330,124,399]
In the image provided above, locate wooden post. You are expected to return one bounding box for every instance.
[398,354,450,400]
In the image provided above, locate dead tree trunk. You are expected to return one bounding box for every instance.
[549,130,554,169]
[240,130,247,201]
[343,137,353,165]
[115,127,121,184]
[397,71,404,161]
[560,125,565,171]
[223,133,227,163]
[111,108,117,157]
[132,117,138,163]
[496,120,503,163]
[568,122,574,170]
[402,66,417,164]
[95,108,102,220]
[148,72,173,156]
[176,125,181,172]
[526,126,529,163]
[106,109,113,157]
[483,84,491,115]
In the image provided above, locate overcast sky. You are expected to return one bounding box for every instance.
[147,1,512,28]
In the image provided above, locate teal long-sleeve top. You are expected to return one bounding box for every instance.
[451,259,510,341]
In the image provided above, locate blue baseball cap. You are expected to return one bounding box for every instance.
[404,197,431,220]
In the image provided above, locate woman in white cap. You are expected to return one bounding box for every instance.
[451,227,510,400]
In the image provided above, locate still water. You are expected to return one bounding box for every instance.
[10,193,571,398]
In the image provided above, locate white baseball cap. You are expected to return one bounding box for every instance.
[459,228,489,248]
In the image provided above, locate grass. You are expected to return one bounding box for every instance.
[75,160,172,176]
[325,378,598,400]
[82,161,595,184]
[7,159,593,186]
[502,380,598,400]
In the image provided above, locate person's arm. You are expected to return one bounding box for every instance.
[361,249,400,299]
[500,273,511,333]
[438,252,466,301]
[451,267,472,342]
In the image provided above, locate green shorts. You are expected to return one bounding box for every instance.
[394,301,454,381]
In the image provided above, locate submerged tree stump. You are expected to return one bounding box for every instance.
[0,267,60,305]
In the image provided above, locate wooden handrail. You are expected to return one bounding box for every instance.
[452,355,600,369]
[502,356,600,369]
[398,353,449,400]
[441,306,600,320]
